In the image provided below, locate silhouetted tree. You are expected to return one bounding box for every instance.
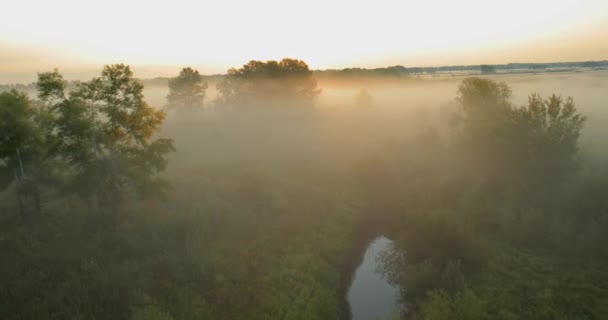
[216,58,320,108]
[457,77,586,193]
[166,67,208,109]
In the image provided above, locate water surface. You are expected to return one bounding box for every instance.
[347,236,401,320]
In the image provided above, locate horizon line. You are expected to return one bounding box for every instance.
[0,59,606,85]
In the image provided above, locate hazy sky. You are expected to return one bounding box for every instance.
[1,0,607,83]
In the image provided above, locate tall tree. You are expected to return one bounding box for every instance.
[457,78,513,186]
[508,94,586,186]
[216,58,320,108]
[36,65,175,216]
[0,90,54,215]
[456,77,586,192]
[166,67,208,109]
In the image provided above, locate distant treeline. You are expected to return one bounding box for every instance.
[1,60,607,90]
[0,75,225,91]
[316,60,608,77]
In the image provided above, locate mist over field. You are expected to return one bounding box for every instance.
[143,70,608,166]
[4,0,608,317]
[1,58,608,320]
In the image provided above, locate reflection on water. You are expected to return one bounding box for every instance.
[347,236,401,320]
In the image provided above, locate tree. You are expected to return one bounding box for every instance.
[456,77,586,193]
[36,65,175,216]
[457,77,513,173]
[166,67,208,110]
[0,90,54,216]
[508,94,585,185]
[216,58,320,108]
[37,68,67,103]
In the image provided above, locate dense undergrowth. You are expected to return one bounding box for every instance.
[1,171,360,319]
[369,79,608,319]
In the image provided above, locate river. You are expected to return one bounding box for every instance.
[347,236,402,320]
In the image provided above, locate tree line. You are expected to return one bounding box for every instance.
[314,60,608,77]
[0,57,589,220]
[167,58,319,110]
[1,58,319,219]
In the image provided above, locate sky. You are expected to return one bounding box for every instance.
[1,0,607,83]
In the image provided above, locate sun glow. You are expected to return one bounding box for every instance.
[1,0,607,82]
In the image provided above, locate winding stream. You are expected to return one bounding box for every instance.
[347,236,402,320]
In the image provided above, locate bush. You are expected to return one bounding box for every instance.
[417,288,487,320]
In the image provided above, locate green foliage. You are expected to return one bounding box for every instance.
[37,69,66,103]
[216,58,320,108]
[457,78,512,162]
[167,67,208,109]
[472,246,608,320]
[378,212,483,302]
[458,78,512,115]
[36,65,175,210]
[417,289,487,320]
[0,89,60,213]
[0,170,357,320]
[397,211,488,271]
[0,90,35,162]
[2,68,607,320]
[0,90,34,194]
[371,77,600,319]
[508,94,586,186]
